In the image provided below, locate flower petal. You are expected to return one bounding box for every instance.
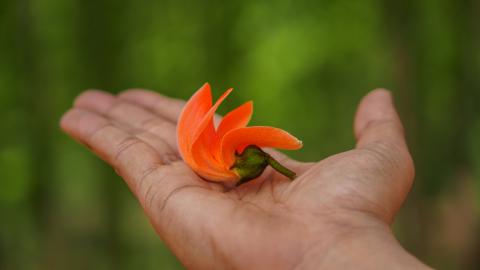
[191,137,238,181]
[177,83,213,167]
[190,88,233,146]
[221,126,303,167]
[212,101,253,162]
[217,101,253,139]
[181,86,238,181]
[189,88,234,177]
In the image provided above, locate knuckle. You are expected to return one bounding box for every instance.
[141,117,169,132]
[141,168,202,214]
[361,140,415,186]
[154,96,185,111]
[138,164,167,209]
[138,163,162,191]
[363,119,405,141]
[366,119,402,132]
[88,123,114,141]
[145,186,161,211]
[105,100,126,117]
[362,142,400,174]
[160,152,181,164]
[114,136,142,163]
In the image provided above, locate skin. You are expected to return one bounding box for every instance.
[60,88,432,270]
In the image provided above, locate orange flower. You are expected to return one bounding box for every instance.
[177,83,303,184]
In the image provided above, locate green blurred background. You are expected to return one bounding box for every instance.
[1,0,479,269]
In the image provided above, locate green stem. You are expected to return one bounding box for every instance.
[232,145,297,186]
[266,155,296,180]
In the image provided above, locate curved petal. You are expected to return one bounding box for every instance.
[221,126,303,167]
[190,88,233,146]
[216,101,253,139]
[188,88,234,178]
[212,101,253,162]
[191,137,238,181]
[177,83,212,167]
[180,86,238,181]
[191,120,230,179]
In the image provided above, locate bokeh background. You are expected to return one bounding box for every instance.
[1,0,479,269]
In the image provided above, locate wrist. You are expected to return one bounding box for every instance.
[295,211,431,270]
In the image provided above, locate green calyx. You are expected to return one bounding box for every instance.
[231,145,297,186]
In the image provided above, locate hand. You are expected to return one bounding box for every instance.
[60,88,431,270]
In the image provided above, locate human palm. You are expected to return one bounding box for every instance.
[61,88,424,270]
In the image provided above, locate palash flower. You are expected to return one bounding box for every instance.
[177,83,303,185]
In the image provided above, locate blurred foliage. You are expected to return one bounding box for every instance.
[0,0,479,269]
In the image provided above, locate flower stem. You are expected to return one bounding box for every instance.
[266,155,296,180]
[233,145,297,186]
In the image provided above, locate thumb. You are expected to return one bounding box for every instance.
[354,89,415,217]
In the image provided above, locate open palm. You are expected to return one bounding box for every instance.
[61,89,422,270]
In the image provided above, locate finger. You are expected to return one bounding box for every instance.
[118,89,186,123]
[354,89,404,144]
[60,108,171,195]
[60,108,238,254]
[59,108,214,213]
[73,89,116,114]
[354,89,414,179]
[74,90,177,150]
